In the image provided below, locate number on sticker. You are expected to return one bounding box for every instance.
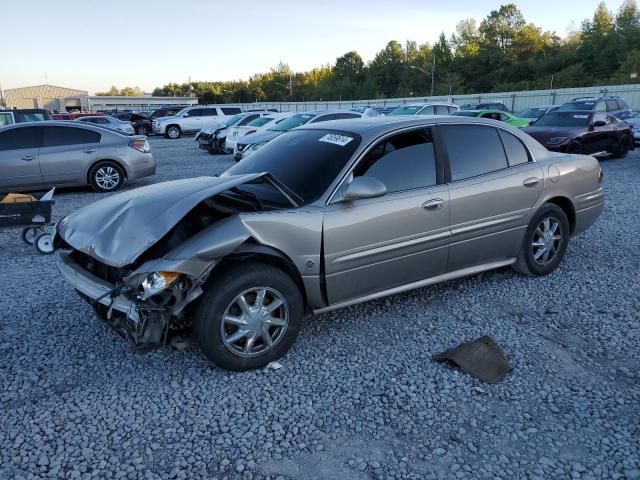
[319,134,353,147]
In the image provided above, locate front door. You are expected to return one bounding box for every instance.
[182,108,204,133]
[323,127,450,304]
[0,126,43,190]
[440,124,544,271]
[39,126,99,185]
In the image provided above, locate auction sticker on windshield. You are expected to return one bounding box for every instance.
[319,133,354,147]
[574,114,590,118]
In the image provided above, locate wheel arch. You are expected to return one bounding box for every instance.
[212,240,311,313]
[544,196,576,234]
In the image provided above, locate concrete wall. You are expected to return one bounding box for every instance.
[233,83,640,113]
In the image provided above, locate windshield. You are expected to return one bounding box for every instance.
[225,114,245,127]
[451,111,480,117]
[247,117,273,127]
[268,114,315,132]
[518,108,548,118]
[388,106,422,116]
[533,112,592,127]
[558,102,595,111]
[224,129,361,205]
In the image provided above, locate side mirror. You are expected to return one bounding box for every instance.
[593,120,606,128]
[342,176,387,201]
[182,112,190,117]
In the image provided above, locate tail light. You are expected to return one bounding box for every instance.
[598,167,604,184]
[245,129,257,136]
[129,139,150,153]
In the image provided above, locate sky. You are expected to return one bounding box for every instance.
[0,0,627,94]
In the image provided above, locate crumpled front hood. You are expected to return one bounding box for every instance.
[522,125,585,142]
[57,173,266,267]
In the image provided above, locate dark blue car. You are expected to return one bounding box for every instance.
[557,96,633,120]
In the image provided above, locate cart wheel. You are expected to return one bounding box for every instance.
[22,226,44,245]
[34,232,54,255]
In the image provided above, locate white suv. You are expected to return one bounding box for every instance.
[153,105,242,139]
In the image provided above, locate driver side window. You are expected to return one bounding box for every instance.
[353,128,437,193]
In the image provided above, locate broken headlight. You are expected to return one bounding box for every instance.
[138,272,181,300]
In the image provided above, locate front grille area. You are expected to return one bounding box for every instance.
[70,250,128,285]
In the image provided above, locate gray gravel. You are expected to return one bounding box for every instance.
[1,137,639,480]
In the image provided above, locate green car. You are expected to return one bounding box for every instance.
[452,109,531,128]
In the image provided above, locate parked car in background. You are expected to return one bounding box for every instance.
[0,121,155,193]
[516,105,560,123]
[0,109,52,125]
[153,105,243,139]
[234,110,363,161]
[387,103,459,116]
[452,110,531,128]
[196,111,273,154]
[75,116,136,135]
[624,111,640,145]
[115,112,153,136]
[522,110,634,157]
[460,102,511,113]
[371,106,396,115]
[148,107,186,120]
[53,116,604,370]
[225,112,295,152]
[557,96,632,120]
[349,106,381,117]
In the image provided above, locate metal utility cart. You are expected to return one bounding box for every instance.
[0,189,55,254]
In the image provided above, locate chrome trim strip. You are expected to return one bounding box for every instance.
[314,258,516,314]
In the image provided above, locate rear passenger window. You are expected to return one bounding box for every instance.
[435,105,449,115]
[0,127,41,150]
[354,128,437,192]
[418,106,435,115]
[498,130,529,166]
[43,126,100,147]
[606,100,619,112]
[595,102,607,112]
[441,125,508,181]
[221,107,242,115]
[200,109,218,116]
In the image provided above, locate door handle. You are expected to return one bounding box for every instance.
[83,149,96,154]
[523,177,540,188]
[422,198,445,211]
[21,155,34,161]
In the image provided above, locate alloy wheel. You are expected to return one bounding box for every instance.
[220,287,289,358]
[531,217,562,265]
[168,127,179,139]
[95,166,120,191]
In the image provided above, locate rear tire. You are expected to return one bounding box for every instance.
[89,161,125,193]
[194,263,304,371]
[610,134,631,159]
[513,203,570,276]
[136,125,149,136]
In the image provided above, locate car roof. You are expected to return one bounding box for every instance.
[0,120,122,132]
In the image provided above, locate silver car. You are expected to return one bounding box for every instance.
[0,121,155,193]
[75,116,136,135]
[54,116,604,370]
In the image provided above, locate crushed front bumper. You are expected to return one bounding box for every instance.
[56,251,140,324]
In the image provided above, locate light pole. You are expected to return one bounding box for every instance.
[410,55,435,97]
[274,73,293,100]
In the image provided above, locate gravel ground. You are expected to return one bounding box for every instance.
[1,137,639,480]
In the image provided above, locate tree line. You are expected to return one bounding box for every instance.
[123,1,640,103]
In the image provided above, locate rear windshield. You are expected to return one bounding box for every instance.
[558,102,595,111]
[224,129,361,205]
[14,112,46,122]
[388,106,422,116]
[533,112,591,127]
[268,114,315,132]
[247,117,273,127]
[518,108,548,118]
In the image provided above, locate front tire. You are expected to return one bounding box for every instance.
[165,125,181,139]
[610,134,631,159]
[513,203,570,276]
[136,125,149,136]
[89,161,125,193]
[194,263,304,371]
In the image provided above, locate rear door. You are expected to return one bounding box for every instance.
[39,126,100,185]
[0,126,43,190]
[323,127,450,303]
[441,124,543,271]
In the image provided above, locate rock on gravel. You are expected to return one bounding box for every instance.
[1,138,639,479]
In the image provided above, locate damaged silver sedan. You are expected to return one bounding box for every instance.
[54,116,604,371]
